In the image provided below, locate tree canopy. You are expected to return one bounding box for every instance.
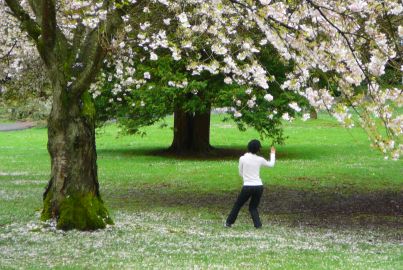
[1,0,401,159]
[95,45,300,146]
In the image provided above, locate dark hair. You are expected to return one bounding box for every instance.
[247,139,261,154]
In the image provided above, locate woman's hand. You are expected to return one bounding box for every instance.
[271,146,276,154]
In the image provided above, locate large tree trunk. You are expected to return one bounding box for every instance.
[169,108,193,153]
[169,107,213,154]
[41,84,112,230]
[192,108,212,153]
[3,0,122,231]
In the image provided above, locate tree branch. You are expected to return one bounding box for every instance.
[71,23,86,57]
[306,0,394,138]
[28,0,70,49]
[27,0,42,22]
[71,8,124,97]
[0,40,17,61]
[40,0,57,51]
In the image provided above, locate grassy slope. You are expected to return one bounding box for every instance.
[0,114,402,269]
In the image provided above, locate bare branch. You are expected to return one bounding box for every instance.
[0,40,17,61]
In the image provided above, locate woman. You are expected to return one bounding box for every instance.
[225,139,276,228]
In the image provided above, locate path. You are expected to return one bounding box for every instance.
[0,122,35,131]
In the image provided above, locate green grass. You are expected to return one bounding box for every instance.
[0,114,402,269]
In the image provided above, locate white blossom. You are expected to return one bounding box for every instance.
[177,13,190,28]
[150,52,158,61]
[288,102,301,112]
[348,0,368,13]
[234,111,242,118]
[264,94,273,102]
[260,0,272,6]
[282,112,291,121]
[247,99,255,108]
[144,72,151,80]
[211,44,228,55]
[302,113,310,121]
[224,77,233,84]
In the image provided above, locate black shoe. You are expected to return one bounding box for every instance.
[224,223,232,228]
[255,225,262,229]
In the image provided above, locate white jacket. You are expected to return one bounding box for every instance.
[239,152,275,186]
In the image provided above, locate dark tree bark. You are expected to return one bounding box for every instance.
[169,106,213,154]
[169,108,193,153]
[41,83,112,230]
[192,108,212,152]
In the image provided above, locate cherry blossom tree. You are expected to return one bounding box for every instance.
[95,0,401,158]
[0,0,130,230]
[95,45,298,154]
[1,0,401,230]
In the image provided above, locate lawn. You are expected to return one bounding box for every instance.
[0,114,402,269]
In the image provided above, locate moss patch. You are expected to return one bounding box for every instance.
[57,193,113,231]
[80,91,96,121]
[40,190,53,221]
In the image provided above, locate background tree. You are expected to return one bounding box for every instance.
[93,0,402,159]
[95,45,303,154]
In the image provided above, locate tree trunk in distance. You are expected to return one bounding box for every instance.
[41,84,112,230]
[192,108,213,153]
[169,107,213,154]
[169,108,193,153]
[310,107,318,119]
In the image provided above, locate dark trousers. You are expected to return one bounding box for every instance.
[226,185,264,228]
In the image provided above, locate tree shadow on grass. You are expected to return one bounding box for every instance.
[98,145,347,161]
[106,185,403,230]
[98,146,246,160]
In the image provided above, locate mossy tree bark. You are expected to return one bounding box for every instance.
[41,82,112,230]
[4,0,124,230]
[169,105,213,154]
